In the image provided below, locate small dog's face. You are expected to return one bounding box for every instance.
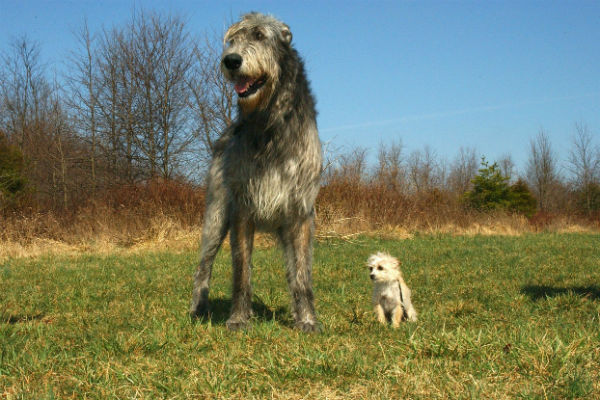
[367,252,401,283]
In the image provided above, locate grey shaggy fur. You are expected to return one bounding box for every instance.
[189,13,323,332]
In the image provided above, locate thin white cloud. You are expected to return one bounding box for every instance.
[320,92,600,133]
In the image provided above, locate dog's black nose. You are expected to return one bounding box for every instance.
[223,54,242,70]
[370,274,375,280]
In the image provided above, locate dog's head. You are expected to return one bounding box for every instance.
[366,252,401,283]
[221,12,292,114]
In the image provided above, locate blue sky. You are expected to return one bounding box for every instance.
[1,0,599,174]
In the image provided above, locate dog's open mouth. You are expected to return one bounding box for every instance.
[234,76,266,98]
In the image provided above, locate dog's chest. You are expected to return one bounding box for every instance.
[245,161,296,215]
[225,137,320,223]
[374,282,401,311]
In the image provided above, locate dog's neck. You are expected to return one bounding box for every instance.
[374,279,399,291]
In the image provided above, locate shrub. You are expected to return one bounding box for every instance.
[508,179,537,217]
[0,133,28,208]
[574,182,600,217]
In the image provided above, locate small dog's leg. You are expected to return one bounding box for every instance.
[279,215,320,332]
[190,155,229,320]
[227,208,255,331]
[374,304,387,324]
[399,280,418,322]
[391,306,405,328]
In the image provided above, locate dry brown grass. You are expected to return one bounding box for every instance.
[1,180,598,261]
[316,181,598,237]
[2,212,597,262]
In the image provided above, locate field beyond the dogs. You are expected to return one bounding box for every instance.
[1,234,599,399]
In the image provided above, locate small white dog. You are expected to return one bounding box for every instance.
[367,252,417,327]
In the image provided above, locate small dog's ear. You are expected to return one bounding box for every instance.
[366,254,376,267]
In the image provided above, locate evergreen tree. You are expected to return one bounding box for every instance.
[464,158,510,211]
[464,158,537,216]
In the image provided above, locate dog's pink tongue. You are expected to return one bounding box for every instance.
[234,78,252,94]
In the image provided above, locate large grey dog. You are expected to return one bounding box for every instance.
[189,13,323,332]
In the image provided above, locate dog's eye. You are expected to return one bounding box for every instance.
[368,267,373,271]
[377,265,383,271]
[254,30,264,41]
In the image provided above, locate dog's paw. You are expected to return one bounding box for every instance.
[406,309,418,322]
[189,303,210,321]
[295,320,322,333]
[226,318,250,331]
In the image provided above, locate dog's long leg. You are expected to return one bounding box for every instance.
[226,207,255,330]
[279,214,320,332]
[190,153,229,319]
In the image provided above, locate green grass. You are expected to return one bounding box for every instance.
[1,234,599,399]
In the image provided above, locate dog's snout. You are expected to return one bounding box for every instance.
[370,274,375,280]
[223,53,243,70]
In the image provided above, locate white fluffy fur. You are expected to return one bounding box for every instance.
[367,252,417,327]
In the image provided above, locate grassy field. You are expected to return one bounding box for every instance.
[1,234,599,399]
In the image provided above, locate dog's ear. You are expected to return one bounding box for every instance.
[281,25,292,44]
[366,254,375,268]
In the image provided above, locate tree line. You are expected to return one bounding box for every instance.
[1,10,599,221]
[324,124,600,218]
[0,12,232,209]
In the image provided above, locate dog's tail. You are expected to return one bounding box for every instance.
[398,279,418,322]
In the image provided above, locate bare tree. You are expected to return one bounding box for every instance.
[447,146,478,194]
[567,122,600,214]
[119,12,205,180]
[67,12,209,182]
[188,35,236,162]
[0,11,260,210]
[66,20,99,191]
[0,36,97,209]
[497,154,515,183]
[49,87,70,208]
[328,146,368,185]
[568,122,599,186]
[0,36,52,148]
[526,129,559,211]
[374,139,405,191]
[150,14,196,178]
[407,145,441,193]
